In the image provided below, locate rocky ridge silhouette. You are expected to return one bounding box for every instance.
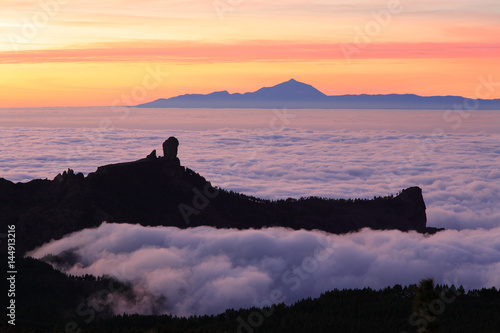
[0,138,440,256]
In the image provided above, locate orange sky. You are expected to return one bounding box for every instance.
[1,0,500,107]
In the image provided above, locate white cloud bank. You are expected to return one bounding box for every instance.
[28,223,500,317]
[1,124,499,230]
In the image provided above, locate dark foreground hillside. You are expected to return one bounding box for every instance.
[1,257,499,333]
[0,153,435,256]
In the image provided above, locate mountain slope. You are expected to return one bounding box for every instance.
[248,78,327,100]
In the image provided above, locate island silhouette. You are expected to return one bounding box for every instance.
[135,79,500,109]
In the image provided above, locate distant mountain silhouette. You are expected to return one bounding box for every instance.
[135,79,500,109]
[249,79,327,100]
[0,140,440,256]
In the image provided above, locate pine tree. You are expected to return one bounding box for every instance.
[411,278,440,333]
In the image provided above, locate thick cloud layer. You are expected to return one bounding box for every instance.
[2,107,499,230]
[28,223,500,316]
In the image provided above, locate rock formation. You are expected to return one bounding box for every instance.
[0,141,439,256]
[147,150,157,159]
[163,137,179,158]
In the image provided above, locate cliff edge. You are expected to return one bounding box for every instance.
[0,139,437,255]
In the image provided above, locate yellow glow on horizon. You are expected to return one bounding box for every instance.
[1,0,499,106]
[2,55,499,107]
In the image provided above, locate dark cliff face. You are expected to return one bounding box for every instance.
[0,158,430,255]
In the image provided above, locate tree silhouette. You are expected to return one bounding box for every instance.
[411,278,440,333]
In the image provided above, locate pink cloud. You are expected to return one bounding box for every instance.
[2,41,500,64]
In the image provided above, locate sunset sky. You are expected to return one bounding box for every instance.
[1,0,500,107]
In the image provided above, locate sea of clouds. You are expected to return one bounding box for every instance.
[1,107,498,230]
[3,107,500,316]
[28,223,500,316]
